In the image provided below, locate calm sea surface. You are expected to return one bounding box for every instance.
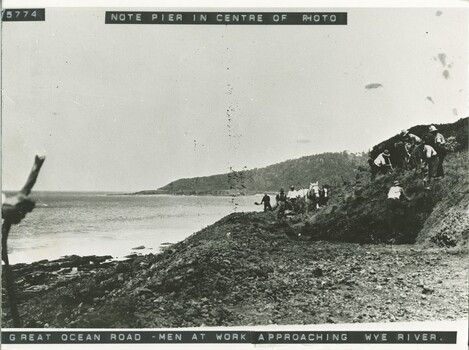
[6,192,264,264]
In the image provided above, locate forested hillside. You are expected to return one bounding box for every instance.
[144,152,367,195]
[136,117,468,197]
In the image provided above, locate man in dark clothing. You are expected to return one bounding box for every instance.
[400,129,423,168]
[275,188,287,218]
[260,194,273,212]
[428,125,446,178]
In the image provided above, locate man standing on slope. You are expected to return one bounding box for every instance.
[421,137,439,189]
[386,180,411,237]
[260,193,273,212]
[428,125,447,179]
[400,129,423,168]
[275,188,287,219]
[370,149,393,181]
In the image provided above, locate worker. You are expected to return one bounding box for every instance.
[386,180,411,236]
[428,125,446,178]
[275,188,287,218]
[260,193,273,212]
[401,129,423,168]
[370,149,393,180]
[421,137,439,189]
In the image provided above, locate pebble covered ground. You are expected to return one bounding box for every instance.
[2,212,467,328]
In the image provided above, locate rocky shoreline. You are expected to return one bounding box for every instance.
[2,212,467,328]
[2,255,114,303]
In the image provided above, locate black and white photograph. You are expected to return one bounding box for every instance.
[1,1,468,348]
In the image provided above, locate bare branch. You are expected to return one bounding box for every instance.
[20,155,46,196]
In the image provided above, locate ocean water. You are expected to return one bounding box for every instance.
[5,192,265,264]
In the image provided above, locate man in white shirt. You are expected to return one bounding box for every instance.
[370,149,393,181]
[422,138,439,189]
[387,181,410,201]
[386,180,411,237]
[287,186,297,199]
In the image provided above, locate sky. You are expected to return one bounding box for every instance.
[2,6,468,192]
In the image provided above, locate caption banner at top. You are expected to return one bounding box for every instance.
[105,12,347,25]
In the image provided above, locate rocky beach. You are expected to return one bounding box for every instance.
[2,212,467,328]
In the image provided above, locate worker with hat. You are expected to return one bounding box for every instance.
[400,129,423,169]
[386,180,411,236]
[370,149,393,181]
[422,137,439,189]
[387,180,410,202]
[275,188,287,218]
[400,129,422,146]
[428,125,447,178]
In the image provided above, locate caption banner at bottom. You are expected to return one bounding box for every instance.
[2,331,457,344]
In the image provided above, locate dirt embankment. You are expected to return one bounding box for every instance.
[2,212,467,328]
[416,152,469,246]
[299,151,469,247]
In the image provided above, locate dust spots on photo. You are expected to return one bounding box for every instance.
[365,83,383,90]
[426,96,435,104]
[437,53,446,67]
[452,108,458,117]
[435,10,443,17]
[296,139,311,144]
[225,83,246,210]
[436,53,451,79]
[228,166,248,211]
[225,85,242,151]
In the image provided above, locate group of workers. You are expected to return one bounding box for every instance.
[255,124,449,234]
[371,125,447,189]
[259,185,298,212]
[382,124,450,235]
[259,185,314,218]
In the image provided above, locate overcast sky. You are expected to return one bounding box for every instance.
[2,7,467,192]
